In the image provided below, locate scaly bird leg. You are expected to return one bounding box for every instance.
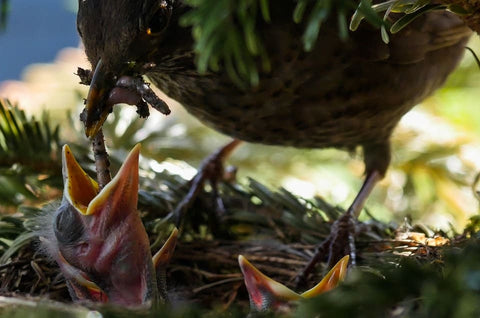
[91,129,111,188]
[295,170,381,288]
[167,139,242,228]
[152,228,178,303]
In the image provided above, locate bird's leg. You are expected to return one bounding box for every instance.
[327,170,381,267]
[91,129,111,188]
[152,228,178,304]
[168,139,242,228]
[295,170,381,287]
[295,141,390,287]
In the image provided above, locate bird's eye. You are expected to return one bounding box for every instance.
[146,2,171,35]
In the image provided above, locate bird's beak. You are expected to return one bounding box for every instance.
[153,228,178,270]
[238,255,299,311]
[83,59,115,138]
[61,145,99,215]
[238,255,349,311]
[58,144,157,306]
[300,255,349,298]
[63,143,141,219]
[152,228,178,302]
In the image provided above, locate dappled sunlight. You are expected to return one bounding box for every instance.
[0,37,479,232]
[0,47,88,114]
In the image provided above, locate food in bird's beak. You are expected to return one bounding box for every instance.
[238,255,349,312]
[81,59,170,139]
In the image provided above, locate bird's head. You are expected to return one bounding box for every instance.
[76,0,189,138]
[43,144,156,307]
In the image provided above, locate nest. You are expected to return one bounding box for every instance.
[0,170,457,315]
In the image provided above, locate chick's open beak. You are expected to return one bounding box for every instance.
[56,144,157,306]
[238,255,349,312]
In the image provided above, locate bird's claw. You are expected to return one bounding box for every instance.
[295,210,356,289]
[170,140,242,229]
[295,170,381,287]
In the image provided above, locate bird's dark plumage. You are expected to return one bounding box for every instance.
[76,0,471,280]
[77,0,470,177]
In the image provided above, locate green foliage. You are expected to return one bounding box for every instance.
[0,0,8,31]
[350,0,454,43]
[180,0,272,87]
[0,100,60,163]
[296,240,480,318]
[0,98,477,316]
[390,3,446,34]
[0,99,62,207]
[295,0,383,50]
[179,0,468,85]
[179,0,381,86]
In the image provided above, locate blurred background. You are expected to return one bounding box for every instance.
[0,0,479,233]
[0,0,77,81]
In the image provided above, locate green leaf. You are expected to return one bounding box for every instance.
[259,0,270,22]
[0,0,8,31]
[448,3,471,15]
[302,0,331,51]
[0,99,62,207]
[390,4,446,34]
[0,231,36,264]
[350,0,384,31]
[293,0,309,24]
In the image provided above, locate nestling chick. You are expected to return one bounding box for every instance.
[238,255,349,313]
[35,144,177,307]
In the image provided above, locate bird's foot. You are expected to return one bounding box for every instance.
[168,139,242,228]
[294,170,381,288]
[294,210,356,288]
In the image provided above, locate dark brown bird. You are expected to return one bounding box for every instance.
[76,0,471,282]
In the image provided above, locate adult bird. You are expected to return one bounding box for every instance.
[76,0,471,281]
[35,144,178,306]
